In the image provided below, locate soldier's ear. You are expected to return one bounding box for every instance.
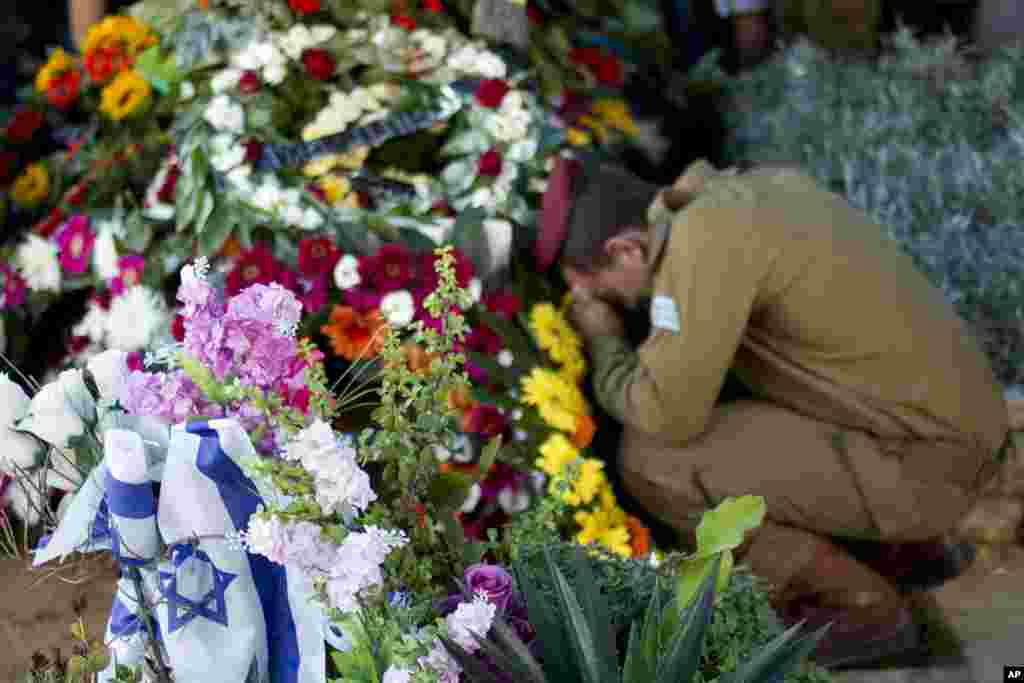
[605,230,649,265]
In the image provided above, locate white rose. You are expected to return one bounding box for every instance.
[93,224,120,280]
[86,349,129,402]
[73,302,108,344]
[311,25,337,43]
[467,278,483,306]
[380,290,415,327]
[15,234,61,293]
[209,134,246,172]
[282,204,306,227]
[0,373,39,473]
[24,369,94,449]
[333,254,361,290]
[481,219,513,276]
[210,68,243,94]
[204,95,245,133]
[467,187,497,210]
[263,61,287,85]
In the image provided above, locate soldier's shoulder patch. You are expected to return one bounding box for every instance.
[650,295,681,334]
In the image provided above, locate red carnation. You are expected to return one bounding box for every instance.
[360,243,413,292]
[5,109,44,144]
[288,0,321,14]
[226,243,284,294]
[238,70,262,94]
[302,49,336,81]
[483,289,522,319]
[478,148,503,177]
[46,69,82,109]
[475,79,510,109]
[392,14,417,31]
[297,237,340,278]
[422,0,444,12]
[595,54,624,87]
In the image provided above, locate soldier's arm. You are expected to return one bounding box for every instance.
[589,201,768,444]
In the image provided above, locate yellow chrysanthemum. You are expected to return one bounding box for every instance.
[302,147,370,177]
[559,350,587,385]
[11,163,50,206]
[83,15,157,56]
[591,99,640,137]
[521,367,587,433]
[35,48,76,93]
[535,433,579,478]
[100,69,152,121]
[319,175,352,206]
[575,507,632,558]
[566,127,591,147]
[555,458,606,507]
[529,303,582,365]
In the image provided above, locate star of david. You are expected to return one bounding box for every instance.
[159,545,237,633]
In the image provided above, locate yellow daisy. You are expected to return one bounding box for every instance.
[521,367,587,433]
[100,70,152,121]
[574,507,632,558]
[11,164,50,206]
[84,16,157,56]
[562,458,606,506]
[535,433,579,478]
[35,48,76,93]
[529,303,582,365]
[559,349,587,385]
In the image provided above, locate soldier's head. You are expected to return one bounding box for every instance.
[540,159,662,309]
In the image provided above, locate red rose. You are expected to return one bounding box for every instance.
[171,314,186,342]
[46,69,82,109]
[244,139,263,163]
[5,109,44,144]
[475,79,510,108]
[477,148,503,177]
[422,0,444,11]
[297,237,340,278]
[527,2,544,23]
[84,46,128,84]
[238,70,262,94]
[595,54,624,87]
[392,14,417,31]
[302,49,336,81]
[288,0,321,14]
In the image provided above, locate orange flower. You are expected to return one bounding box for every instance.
[403,342,437,375]
[625,515,651,557]
[447,385,477,414]
[219,236,243,260]
[320,305,386,361]
[572,414,597,449]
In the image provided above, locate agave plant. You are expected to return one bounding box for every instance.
[442,546,830,683]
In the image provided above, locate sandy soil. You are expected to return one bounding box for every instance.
[0,555,119,683]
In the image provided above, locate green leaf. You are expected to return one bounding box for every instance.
[694,496,767,558]
[514,559,577,683]
[476,436,502,481]
[193,189,217,237]
[655,555,720,683]
[717,620,832,683]
[428,471,473,509]
[675,549,734,614]
[198,201,234,256]
[135,45,182,95]
[441,128,491,157]
[545,547,616,683]
[441,158,478,195]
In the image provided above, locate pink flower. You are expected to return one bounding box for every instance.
[110,254,145,296]
[0,264,27,309]
[56,215,96,274]
[299,275,329,314]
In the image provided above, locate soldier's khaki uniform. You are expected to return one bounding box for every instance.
[589,161,1010,588]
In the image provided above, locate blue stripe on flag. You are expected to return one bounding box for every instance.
[110,597,143,637]
[105,475,156,519]
[187,421,301,683]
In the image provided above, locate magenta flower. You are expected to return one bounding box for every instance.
[464,564,515,613]
[359,243,413,292]
[110,254,146,296]
[56,215,96,274]
[299,276,329,314]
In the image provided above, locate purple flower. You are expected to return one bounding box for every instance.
[465,564,514,613]
[56,215,96,275]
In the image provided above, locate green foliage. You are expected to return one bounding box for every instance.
[444,546,829,683]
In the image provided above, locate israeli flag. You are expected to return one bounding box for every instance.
[151,419,325,683]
